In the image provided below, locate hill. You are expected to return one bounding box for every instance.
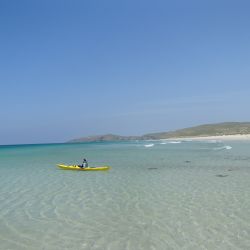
[143,122,250,139]
[68,134,141,143]
[68,122,250,142]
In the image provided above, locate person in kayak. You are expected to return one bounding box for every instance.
[81,158,88,168]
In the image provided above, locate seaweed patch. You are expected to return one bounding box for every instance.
[215,174,228,177]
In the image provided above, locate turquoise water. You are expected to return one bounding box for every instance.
[0,140,250,250]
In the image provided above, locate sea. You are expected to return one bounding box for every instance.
[0,140,250,250]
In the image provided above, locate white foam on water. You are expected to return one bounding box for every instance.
[214,145,232,150]
[207,140,219,143]
[168,141,182,144]
[144,144,154,148]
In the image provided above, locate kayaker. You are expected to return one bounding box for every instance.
[82,158,88,168]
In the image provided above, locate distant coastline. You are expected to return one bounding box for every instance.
[166,134,250,141]
[68,122,250,143]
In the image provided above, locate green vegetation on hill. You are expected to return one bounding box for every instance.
[68,134,141,143]
[68,122,250,142]
[143,122,250,139]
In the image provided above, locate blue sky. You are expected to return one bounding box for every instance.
[1,0,250,144]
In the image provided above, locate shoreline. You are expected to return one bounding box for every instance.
[164,134,250,141]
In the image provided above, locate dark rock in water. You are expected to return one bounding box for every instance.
[215,174,228,177]
[148,167,158,170]
[185,161,191,163]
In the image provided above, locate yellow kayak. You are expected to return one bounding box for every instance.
[57,164,110,171]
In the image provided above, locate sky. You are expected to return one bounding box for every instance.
[1,0,250,145]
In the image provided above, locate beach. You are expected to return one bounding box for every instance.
[167,134,250,141]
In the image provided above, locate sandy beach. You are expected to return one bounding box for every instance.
[167,134,250,141]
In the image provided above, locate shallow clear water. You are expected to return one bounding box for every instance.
[0,140,250,250]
